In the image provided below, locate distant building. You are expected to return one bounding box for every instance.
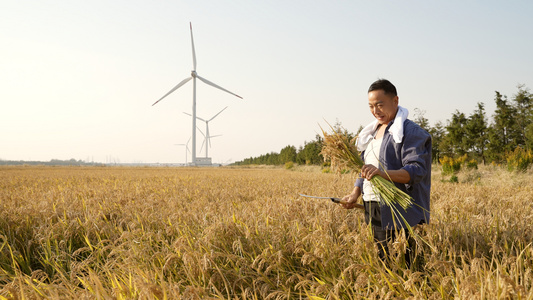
[195,157,212,166]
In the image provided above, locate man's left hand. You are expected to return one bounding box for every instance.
[361,164,384,180]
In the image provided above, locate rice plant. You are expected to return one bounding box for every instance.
[0,165,531,299]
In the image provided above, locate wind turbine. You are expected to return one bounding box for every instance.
[183,106,227,158]
[151,23,243,166]
[174,137,192,165]
[197,128,222,158]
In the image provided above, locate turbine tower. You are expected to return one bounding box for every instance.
[183,106,227,158]
[151,23,243,166]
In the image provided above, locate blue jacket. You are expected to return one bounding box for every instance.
[355,119,431,229]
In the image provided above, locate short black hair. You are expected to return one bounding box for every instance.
[368,79,397,96]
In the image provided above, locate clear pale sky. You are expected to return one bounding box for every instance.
[2,1,532,164]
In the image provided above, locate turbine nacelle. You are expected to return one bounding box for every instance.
[191,70,197,78]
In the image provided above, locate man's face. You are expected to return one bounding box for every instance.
[368,90,399,125]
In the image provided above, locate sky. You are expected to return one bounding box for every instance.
[1,1,532,164]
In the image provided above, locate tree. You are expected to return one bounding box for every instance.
[465,102,488,162]
[413,108,430,132]
[440,110,468,157]
[428,121,445,162]
[511,84,533,147]
[486,91,517,161]
[279,145,297,163]
[296,136,323,165]
[525,123,533,149]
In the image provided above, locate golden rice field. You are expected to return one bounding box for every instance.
[0,165,532,299]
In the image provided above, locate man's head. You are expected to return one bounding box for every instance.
[367,79,399,125]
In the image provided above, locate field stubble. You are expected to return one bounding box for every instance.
[0,165,532,299]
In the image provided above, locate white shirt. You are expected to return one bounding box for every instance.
[362,136,383,202]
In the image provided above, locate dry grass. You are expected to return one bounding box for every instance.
[0,165,532,299]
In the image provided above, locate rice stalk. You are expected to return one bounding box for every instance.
[320,122,436,253]
[319,122,413,210]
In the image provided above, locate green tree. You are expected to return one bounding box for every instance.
[279,145,297,163]
[525,123,533,149]
[266,152,280,165]
[428,121,445,163]
[465,102,488,162]
[440,110,468,157]
[296,135,323,165]
[512,84,533,147]
[486,91,519,161]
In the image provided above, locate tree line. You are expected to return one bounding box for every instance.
[233,84,532,166]
[233,138,324,166]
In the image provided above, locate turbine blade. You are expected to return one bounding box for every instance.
[183,111,206,122]
[152,77,192,106]
[197,127,205,137]
[190,22,197,70]
[209,134,221,149]
[196,75,243,99]
[208,106,228,122]
[200,139,206,153]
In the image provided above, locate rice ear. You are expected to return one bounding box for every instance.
[320,121,413,209]
[320,121,363,173]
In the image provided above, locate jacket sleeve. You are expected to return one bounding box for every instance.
[401,126,432,188]
[354,177,364,190]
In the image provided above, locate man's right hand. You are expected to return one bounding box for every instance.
[341,187,362,209]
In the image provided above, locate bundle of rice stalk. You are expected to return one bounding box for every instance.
[320,123,413,210]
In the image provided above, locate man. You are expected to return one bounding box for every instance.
[342,79,431,268]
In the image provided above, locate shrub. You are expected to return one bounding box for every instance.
[506,146,533,172]
[449,175,459,183]
[440,154,467,175]
[466,159,478,170]
[284,161,294,170]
